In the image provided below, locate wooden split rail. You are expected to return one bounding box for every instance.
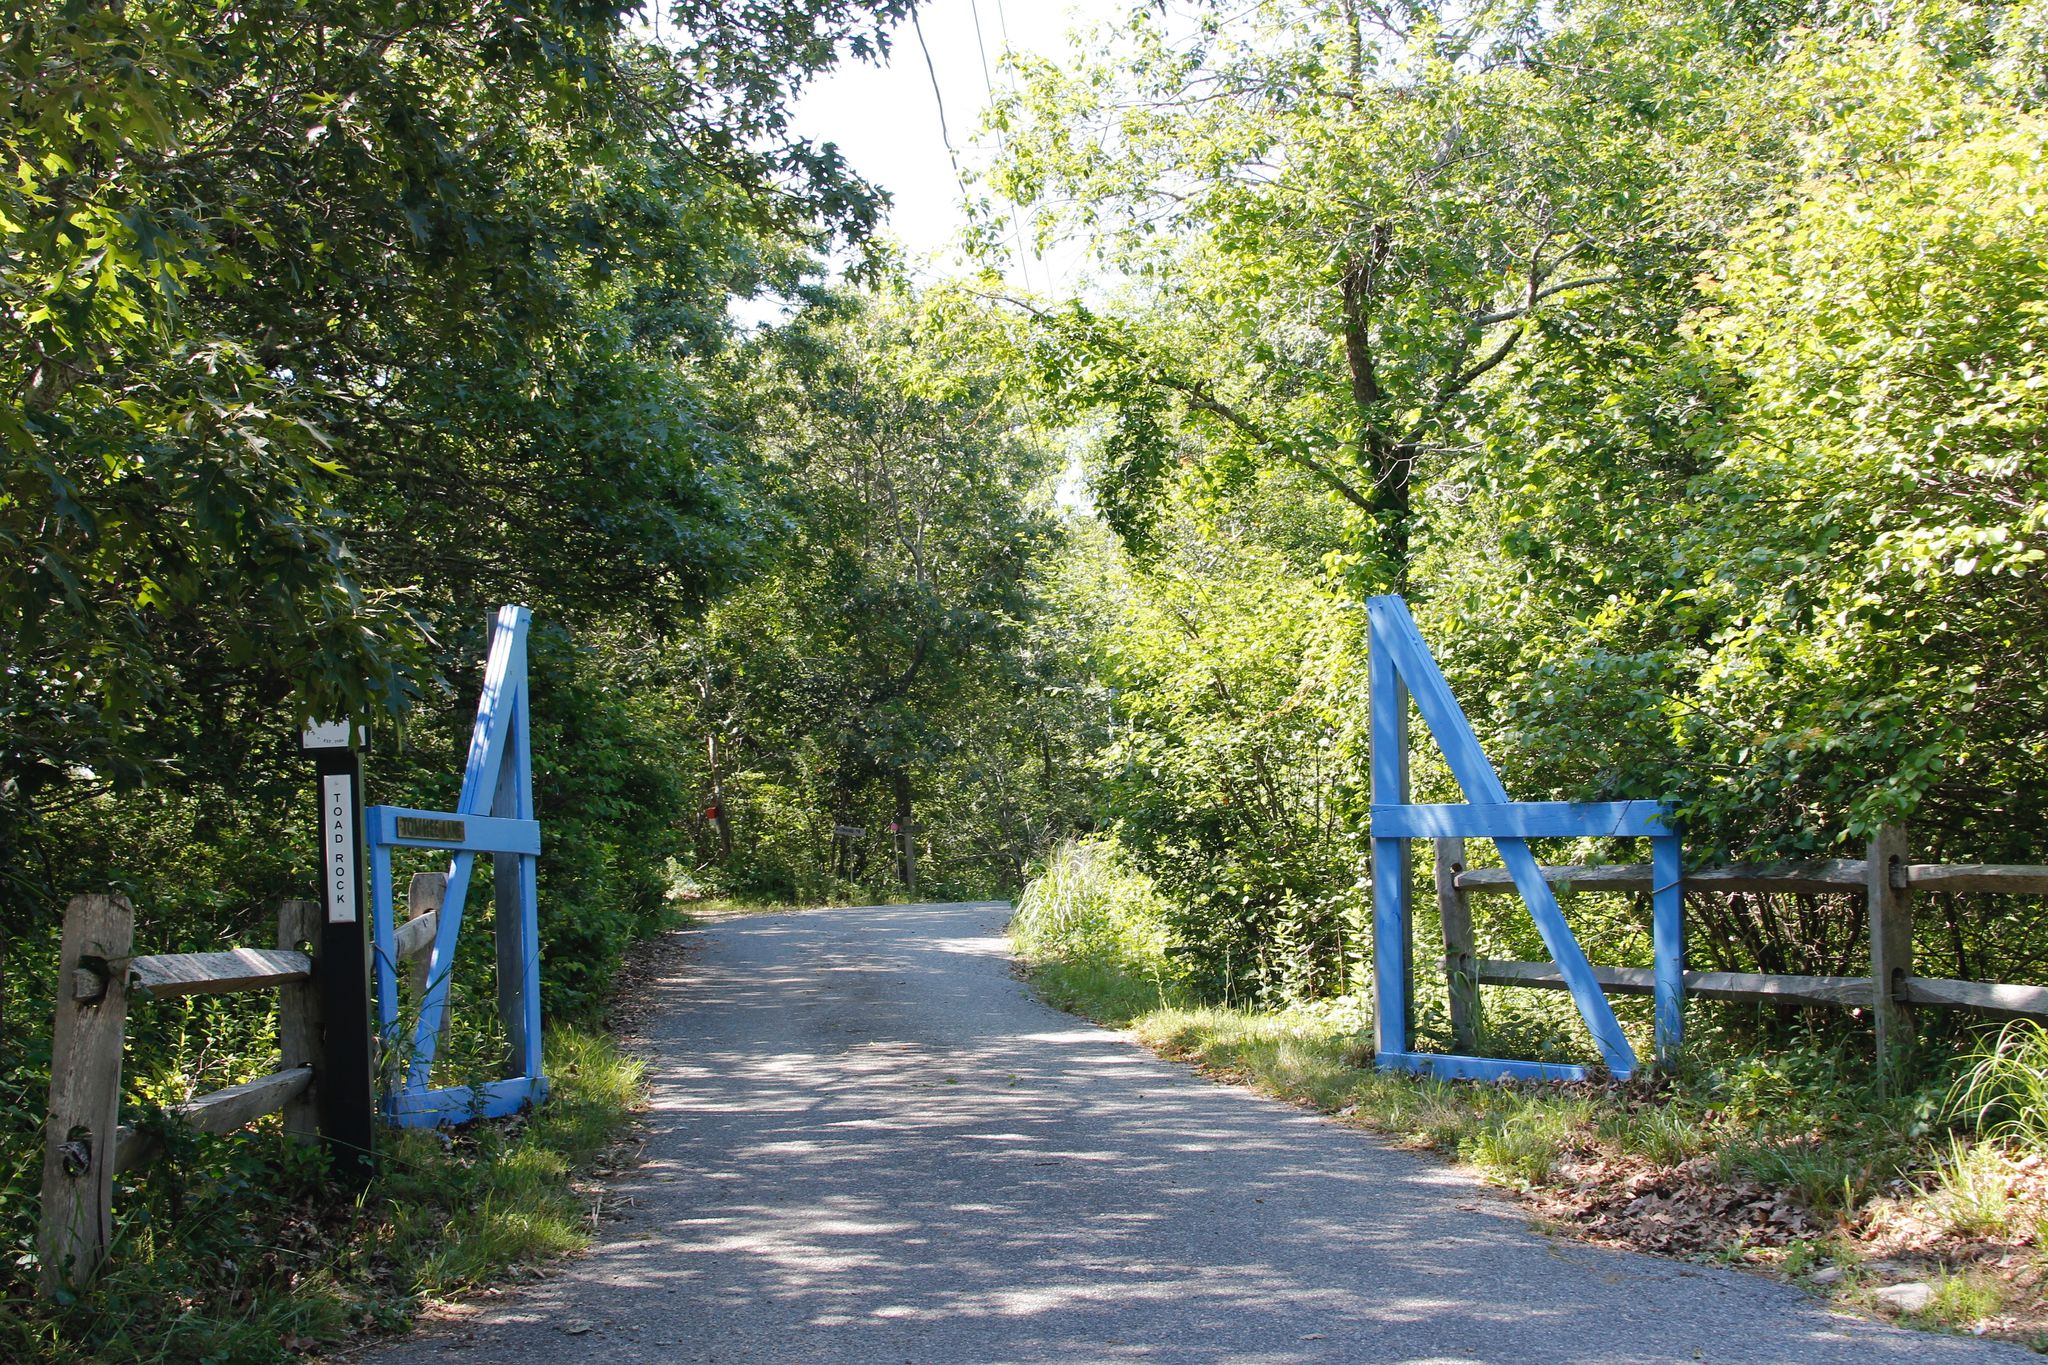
[1430,829,2048,1062]
[40,875,446,1291]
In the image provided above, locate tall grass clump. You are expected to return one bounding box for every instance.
[1950,1021,2048,1152]
[1011,837,1187,1022]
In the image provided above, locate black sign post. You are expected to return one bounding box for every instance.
[301,720,376,1185]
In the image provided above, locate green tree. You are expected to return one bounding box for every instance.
[991,0,1747,580]
[1,0,908,967]
[682,288,1081,897]
[1088,502,1368,1002]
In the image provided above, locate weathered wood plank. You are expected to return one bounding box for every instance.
[126,948,311,999]
[1457,864,1652,894]
[111,1126,145,1174]
[404,873,450,1057]
[1690,859,1869,894]
[1454,857,2048,899]
[114,1067,316,1173]
[1901,977,2048,1019]
[1685,969,1873,1007]
[1467,958,1873,1007]
[1470,957,1646,996]
[178,1067,314,1135]
[1472,957,2048,1018]
[276,901,321,1142]
[394,906,439,961]
[1455,860,1869,897]
[40,895,134,1292]
[1903,864,2048,896]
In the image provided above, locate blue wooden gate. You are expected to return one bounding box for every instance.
[1368,595,1681,1081]
[367,605,548,1125]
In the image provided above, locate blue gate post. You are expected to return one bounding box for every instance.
[1653,831,1684,1066]
[1370,616,1411,1060]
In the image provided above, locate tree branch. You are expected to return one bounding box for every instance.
[1167,375,1379,518]
[982,290,1380,518]
[1398,325,1525,449]
[1467,273,1625,327]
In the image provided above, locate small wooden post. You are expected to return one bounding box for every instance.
[892,769,918,894]
[1868,824,1914,1083]
[408,872,452,1061]
[1434,837,1479,1053]
[39,894,134,1293]
[405,872,444,1005]
[276,900,322,1142]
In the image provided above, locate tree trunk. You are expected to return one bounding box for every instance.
[1339,229,1414,583]
[706,734,733,861]
[831,810,856,878]
[892,768,916,894]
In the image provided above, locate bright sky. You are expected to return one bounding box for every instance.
[787,0,1128,291]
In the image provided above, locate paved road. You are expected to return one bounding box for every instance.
[365,903,2028,1364]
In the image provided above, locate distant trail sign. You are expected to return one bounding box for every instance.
[367,605,547,1125]
[1367,595,1681,1082]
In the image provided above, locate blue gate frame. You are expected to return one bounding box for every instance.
[367,605,548,1125]
[1368,595,1682,1081]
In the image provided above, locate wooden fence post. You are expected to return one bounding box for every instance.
[1868,825,1914,1083]
[407,872,451,1060]
[1434,837,1479,1053]
[39,894,134,1293]
[277,900,322,1142]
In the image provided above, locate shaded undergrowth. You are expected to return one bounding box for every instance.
[1,1027,644,1364]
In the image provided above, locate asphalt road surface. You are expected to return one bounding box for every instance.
[363,903,2030,1364]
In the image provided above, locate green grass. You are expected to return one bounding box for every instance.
[1918,1270,2007,1328]
[4,1027,644,1364]
[1042,959,1942,1212]
[1117,998,1612,1187]
[1952,1021,2048,1150]
[1029,957,1189,1024]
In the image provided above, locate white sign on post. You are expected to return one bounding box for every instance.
[323,773,359,924]
[302,719,354,750]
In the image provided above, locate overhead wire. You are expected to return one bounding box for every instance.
[910,11,972,210]
[967,0,1035,293]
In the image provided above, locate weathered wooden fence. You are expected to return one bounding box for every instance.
[38,874,446,1291]
[1431,826,2048,1061]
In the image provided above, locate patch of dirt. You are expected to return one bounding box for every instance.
[1526,1151,1817,1256]
[1858,1154,2048,1260]
[603,918,705,1042]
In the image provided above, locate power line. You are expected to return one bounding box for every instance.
[910,10,970,205]
[967,0,1035,292]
